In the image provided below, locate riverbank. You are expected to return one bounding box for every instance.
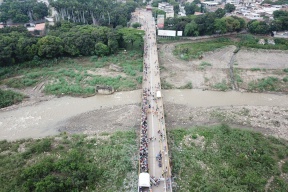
[0,89,288,141]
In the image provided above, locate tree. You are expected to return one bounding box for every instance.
[247,20,270,34]
[0,0,48,23]
[37,36,64,58]
[195,12,216,35]
[184,21,199,36]
[225,3,236,13]
[273,10,288,19]
[174,4,180,15]
[184,3,199,15]
[225,17,240,32]
[215,8,226,18]
[118,28,144,48]
[231,16,246,31]
[214,18,227,34]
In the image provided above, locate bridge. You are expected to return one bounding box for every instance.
[138,9,173,192]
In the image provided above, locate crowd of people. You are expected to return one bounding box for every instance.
[138,10,172,190]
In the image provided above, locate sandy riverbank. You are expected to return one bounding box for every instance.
[0,89,287,141]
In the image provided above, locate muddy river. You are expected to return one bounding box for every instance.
[0,89,288,140]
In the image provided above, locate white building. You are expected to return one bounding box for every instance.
[158,2,175,18]
[178,5,186,16]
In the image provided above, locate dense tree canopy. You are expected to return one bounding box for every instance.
[0,0,48,23]
[272,10,288,31]
[247,20,270,34]
[0,23,144,66]
[224,3,236,13]
[163,12,246,36]
[49,0,137,27]
[184,2,200,15]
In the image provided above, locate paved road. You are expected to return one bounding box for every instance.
[139,10,172,192]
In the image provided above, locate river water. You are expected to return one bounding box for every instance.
[0,89,288,140]
[163,89,288,107]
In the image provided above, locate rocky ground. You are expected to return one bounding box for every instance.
[164,102,288,140]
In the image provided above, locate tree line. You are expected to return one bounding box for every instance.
[248,10,288,34]
[0,22,144,67]
[49,0,137,27]
[0,0,48,23]
[164,8,246,36]
[163,8,288,36]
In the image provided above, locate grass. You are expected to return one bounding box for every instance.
[0,131,138,192]
[0,50,143,97]
[173,38,235,60]
[213,80,229,91]
[174,36,288,61]
[198,61,212,70]
[179,81,193,89]
[161,79,174,89]
[248,77,280,92]
[0,89,25,108]
[168,124,288,192]
[251,68,261,71]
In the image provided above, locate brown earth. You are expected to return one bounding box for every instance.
[158,41,288,92]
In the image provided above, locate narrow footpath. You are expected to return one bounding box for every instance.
[138,9,173,192]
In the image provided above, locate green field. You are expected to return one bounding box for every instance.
[1,125,288,191]
[0,131,138,192]
[0,50,143,97]
[168,125,288,192]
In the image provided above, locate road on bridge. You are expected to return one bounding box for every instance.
[139,9,172,192]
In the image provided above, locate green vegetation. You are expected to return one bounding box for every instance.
[161,79,174,89]
[199,61,212,70]
[0,50,143,96]
[174,36,288,61]
[283,161,288,173]
[213,80,230,91]
[0,131,137,192]
[169,124,288,192]
[248,77,280,92]
[179,81,193,89]
[0,0,48,23]
[174,38,234,60]
[251,68,261,71]
[0,23,144,67]
[0,89,25,108]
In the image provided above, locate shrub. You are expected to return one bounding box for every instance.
[179,82,193,89]
[248,77,279,92]
[213,80,229,91]
[132,22,141,28]
[95,42,110,57]
[0,89,25,108]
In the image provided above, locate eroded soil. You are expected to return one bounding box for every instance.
[159,41,288,92]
